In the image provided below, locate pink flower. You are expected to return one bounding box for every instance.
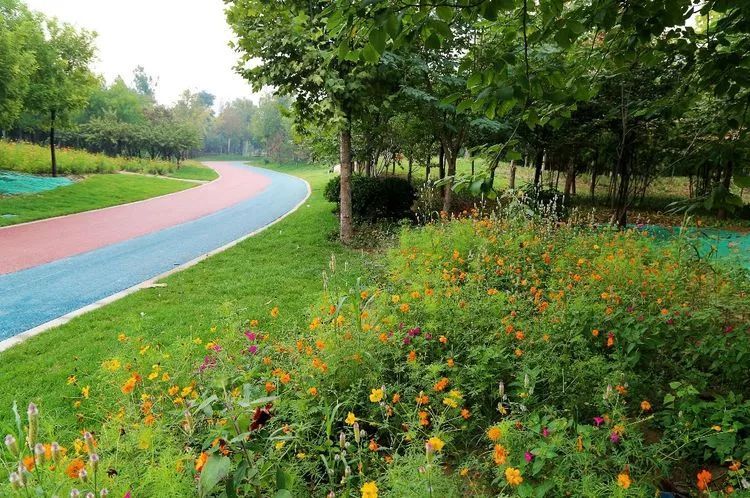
[248,345,258,355]
[245,331,257,341]
[524,451,533,462]
[542,427,550,437]
[610,432,620,444]
[593,416,604,427]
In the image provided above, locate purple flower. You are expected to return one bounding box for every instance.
[245,331,257,341]
[593,416,604,427]
[403,337,411,345]
[248,345,258,355]
[199,355,217,372]
[524,451,534,463]
[424,333,432,340]
[211,344,222,352]
[610,432,620,444]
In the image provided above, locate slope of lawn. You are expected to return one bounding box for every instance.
[0,161,367,494]
[167,162,219,181]
[0,174,198,227]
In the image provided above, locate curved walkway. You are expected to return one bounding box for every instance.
[0,162,309,345]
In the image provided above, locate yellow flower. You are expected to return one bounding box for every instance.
[505,467,523,486]
[361,481,378,498]
[81,386,90,399]
[360,290,369,300]
[271,306,279,318]
[67,375,77,385]
[617,472,632,489]
[117,333,127,342]
[369,388,384,403]
[193,337,203,345]
[275,441,286,450]
[309,317,321,330]
[345,412,357,425]
[391,295,400,303]
[427,436,445,452]
[102,358,121,372]
[443,397,458,408]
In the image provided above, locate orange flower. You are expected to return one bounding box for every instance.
[308,387,318,396]
[407,350,416,362]
[461,408,471,419]
[392,393,401,404]
[493,444,508,465]
[415,392,429,405]
[368,439,379,451]
[265,381,276,393]
[487,426,502,441]
[606,332,615,348]
[592,329,600,337]
[195,452,208,472]
[22,455,35,472]
[433,377,449,392]
[640,400,652,411]
[617,472,632,489]
[66,458,85,479]
[697,469,712,491]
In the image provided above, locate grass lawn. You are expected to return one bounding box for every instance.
[0,161,366,439]
[0,174,197,227]
[168,161,219,181]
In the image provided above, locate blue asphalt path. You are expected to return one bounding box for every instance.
[0,163,308,341]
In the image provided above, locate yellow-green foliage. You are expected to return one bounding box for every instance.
[0,140,178,175]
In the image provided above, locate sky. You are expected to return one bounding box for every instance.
[24,0,259,109]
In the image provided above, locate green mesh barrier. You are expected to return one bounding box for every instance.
[0,170,72,195]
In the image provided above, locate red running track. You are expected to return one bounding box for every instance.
[0,162,271,275]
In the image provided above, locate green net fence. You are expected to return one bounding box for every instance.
[643,225,750,270]
[0,170,72,195]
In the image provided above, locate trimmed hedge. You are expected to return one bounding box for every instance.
[324,174,416,220]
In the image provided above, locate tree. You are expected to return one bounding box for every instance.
[24,18,97,175]
[0,0,39,130]
[226,0,391,243]
[132,65,156,101]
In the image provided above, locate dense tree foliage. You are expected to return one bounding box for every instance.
[226,0,750,229]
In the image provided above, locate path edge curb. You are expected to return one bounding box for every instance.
[0,170,312,353]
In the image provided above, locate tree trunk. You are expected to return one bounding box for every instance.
[533,149,543,186]
[471,158,475,176]
[509,160,517,189]
[442,148,457,213]
[50,109,57,177]
[407,155,413,184]
[339,125,354,244]
[564,159,576,196]
[717,159,734,220]
[425,147,431,182]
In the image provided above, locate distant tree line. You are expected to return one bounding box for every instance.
[0,0,307,175]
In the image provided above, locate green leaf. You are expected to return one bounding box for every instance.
[276,467,294,491]
[199,455,231,496]
[425,33,441,49]
[363,44,380,63]
[436,6,453,22]
[467,72,483,89]
[369,28,387,54]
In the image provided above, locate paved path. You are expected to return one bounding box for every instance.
[0,162,309,343]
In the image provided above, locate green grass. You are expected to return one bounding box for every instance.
[0,174,197,227]
[0,161,366,438]
[167,161,219,181]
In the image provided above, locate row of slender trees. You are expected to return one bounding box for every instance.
[0,0,306,171]
[226,0,750,241]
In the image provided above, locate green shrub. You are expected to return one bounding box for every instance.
[324,174,416,220]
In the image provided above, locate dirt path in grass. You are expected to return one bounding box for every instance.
[0,162,271,275]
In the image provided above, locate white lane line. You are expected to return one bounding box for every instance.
[0,169,311,352]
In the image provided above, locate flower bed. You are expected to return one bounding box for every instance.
[4,214,749,497]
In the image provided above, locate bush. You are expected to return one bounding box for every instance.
[324,174,416,220]
[0,140,180,176]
